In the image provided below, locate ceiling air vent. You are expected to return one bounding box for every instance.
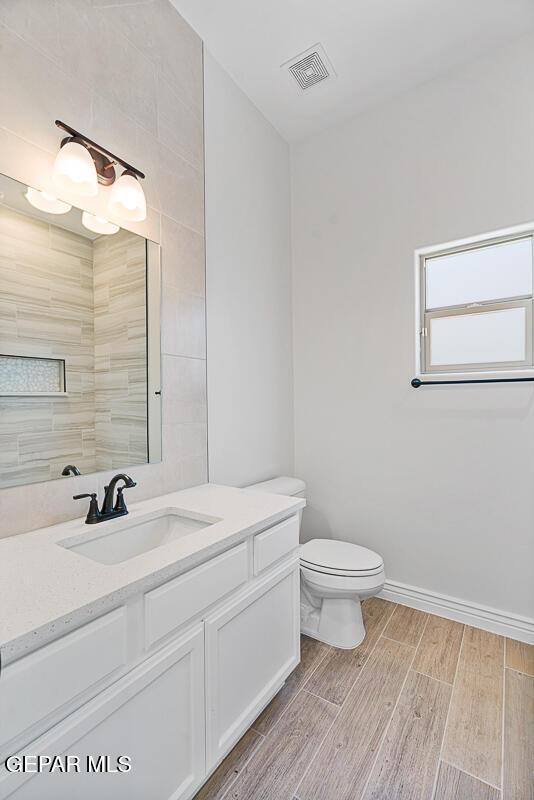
[283,44,336,91]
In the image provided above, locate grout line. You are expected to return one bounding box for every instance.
[304,687,341,709]
[162,352,206,363]
[335,601,399,708]
[411,669,454,687]
[291,691,342,798]
[217,730,267,800]
[504,664,534,678]
[501,637,506,794]
[299,644,334,694]
[253,640,333,737]
[381,633,417,648]
[253,682,314,740]
[414,615,430,648]
[97,2,154,8]
[292,603,399,799]
[439,760,502,793]
[381,603,429,651]
[358,615,428,800]
[429,623,466,800]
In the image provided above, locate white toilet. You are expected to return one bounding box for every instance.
[246,476,385,649]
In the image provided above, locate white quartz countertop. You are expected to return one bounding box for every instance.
[0,483,304,666]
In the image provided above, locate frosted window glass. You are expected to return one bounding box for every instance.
[425,238,532,309]
[429,307,526,366]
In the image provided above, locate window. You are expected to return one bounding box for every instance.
[417,230,534,375]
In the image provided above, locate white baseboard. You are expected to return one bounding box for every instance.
[380,580,534,644]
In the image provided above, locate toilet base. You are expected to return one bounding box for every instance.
[300,597,366,649]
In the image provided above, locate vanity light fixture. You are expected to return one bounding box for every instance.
[52,120,147,220]
[52,138,99,197]
[81,211,119,235]
[25,187,72,215]
[108,170,147,222]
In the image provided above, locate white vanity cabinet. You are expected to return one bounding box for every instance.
[0,512,301,800]
[2,627,206,800]
[205,560,300,768]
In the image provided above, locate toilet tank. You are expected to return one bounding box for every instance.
[245,476,306,499]
[245,477,307,534]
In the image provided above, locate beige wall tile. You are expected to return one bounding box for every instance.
[0,0,61,64]
[161,214,205,297]
[162,354,207,425]
[0,23,92,153]
[157,75,204,169]
[56,1,158,136]
[96,0,203,118]
[157,142,204,233]
[161,289,206,359]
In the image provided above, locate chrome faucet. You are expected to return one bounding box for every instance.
[74,473,137,524]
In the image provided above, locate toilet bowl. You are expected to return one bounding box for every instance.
[300,539,385,648]
[245,476,385,650]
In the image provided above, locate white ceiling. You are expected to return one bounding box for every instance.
[171,0,534,143]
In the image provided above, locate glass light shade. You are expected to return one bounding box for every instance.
[52,140,98,197]
[81,211,119,235]
[108,171,146,221]
[25,187,72,215]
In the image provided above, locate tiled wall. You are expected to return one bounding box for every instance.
[0,0,207,537]
[0,206,97,487]
[93,230,148,471]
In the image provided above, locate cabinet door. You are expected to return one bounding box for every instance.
[205,560,300,769]
[1,626,205,800]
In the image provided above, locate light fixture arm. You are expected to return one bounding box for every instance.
[55,120,145,181]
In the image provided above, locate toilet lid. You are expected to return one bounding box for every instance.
[300,539,383,574]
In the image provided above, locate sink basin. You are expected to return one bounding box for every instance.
[58,508,219,565]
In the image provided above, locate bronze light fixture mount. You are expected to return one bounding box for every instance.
[55,119,145,187]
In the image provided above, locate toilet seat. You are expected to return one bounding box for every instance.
[300,539,383,578]
[301,561,384,578]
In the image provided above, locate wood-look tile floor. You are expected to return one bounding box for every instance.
[194,599,534,800]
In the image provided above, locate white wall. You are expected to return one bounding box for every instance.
[204,52,294,486]
[291,33,534,621]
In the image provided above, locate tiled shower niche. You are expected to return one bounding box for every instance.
[0,355,66,395]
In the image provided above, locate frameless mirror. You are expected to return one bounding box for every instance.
[0,172,161,490]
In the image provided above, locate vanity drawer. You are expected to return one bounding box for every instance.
[253,514,300,575]
[0,607,128,750]
[144,542,249,648]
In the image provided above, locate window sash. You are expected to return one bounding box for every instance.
[423,300,532,373]
[418,230,534,375]
[424,234,533,311]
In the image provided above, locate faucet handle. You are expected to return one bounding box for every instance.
[114,487,127,514]
[73,493,101,524]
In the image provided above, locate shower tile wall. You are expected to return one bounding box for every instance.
[93,230,148,471]
[0,209,148,487]
[0,205,96,486]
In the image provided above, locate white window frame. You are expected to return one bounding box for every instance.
[414,222,534,381]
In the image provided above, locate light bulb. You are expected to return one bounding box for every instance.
[25,187,72,215]
[81,211,119,235]
[52,139,98,197]
[108,170,146,221]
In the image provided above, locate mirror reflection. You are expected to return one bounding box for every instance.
[0,173,160,490]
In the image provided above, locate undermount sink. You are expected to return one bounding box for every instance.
[58,508,220,565]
